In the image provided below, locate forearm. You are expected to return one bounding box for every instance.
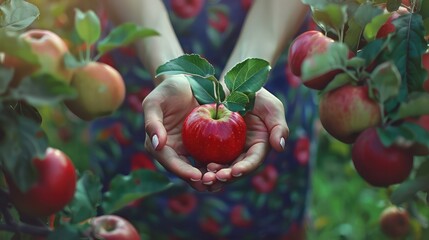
[104,0,184,84]
[223,0,309,75]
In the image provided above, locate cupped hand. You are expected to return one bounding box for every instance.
[142,75,212,191]
[206,88,289,189]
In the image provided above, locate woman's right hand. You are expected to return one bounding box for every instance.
[142,75,219,191]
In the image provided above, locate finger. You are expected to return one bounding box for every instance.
[230,142,269,178]
[202,171,217,185]
[142,100,167,151]
[206,163,228,173]
[261,104,289,152]
[148,144,203,182]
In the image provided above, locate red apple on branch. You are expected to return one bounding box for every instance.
[3,29,73,86]
[351,127,413,187]
[288,30,340,90]
[89,215,140,240]
[379,206,410,239]
[182,103,246,165]
[318,84,382,144]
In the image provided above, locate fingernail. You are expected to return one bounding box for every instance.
[216,176,227,182]
[203,181,213,185]
[207,167,217,173]
[280,137,285,150]
[190,178,200,182]
[232,172,242,177]
[152,134,159,150]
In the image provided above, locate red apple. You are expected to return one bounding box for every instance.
[288,30,339,90]
[379,206,410,238]
[319,84,382,144]
[351,127,414,187]
[89,215,140,240]
[406,115,429,155]
[171,0,204,19]
[3,29,73,86]
[182,103,246,165]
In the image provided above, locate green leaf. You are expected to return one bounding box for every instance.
[378,121,429,147]
[386,14,427,95]
[301,42,349,82]
[312,4,348,34]
[0,66,14,94]
[391,92,429,120]
[156,54,215,78]
[47,224,81,240]
[356,38,389,67]
[97,22,159,56]
[224,58,270,94]
[65,171,102,224]
[14,101,42,125]
[319,72,355,96]
[74,9,101,45]
[363,13,392,41]
[0,111,47,192]
[9,74,77,106]
[0,0,39,31]
[102,169,174,214]
[369,61,402,103]
[0,30,39,65]
[223,91,249,112]
[187,75,224,105]
[63,52,86,69]
[390,176,429,205]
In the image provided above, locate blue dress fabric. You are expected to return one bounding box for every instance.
[90,0,318,239]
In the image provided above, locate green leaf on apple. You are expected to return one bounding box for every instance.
[369,61,401,103]
[319,72,355,95]
[64,171,102,224]
[312,4,348,35]
[377,121,429,147]
[363,13,393,41]
[301,42,349,82]
[97,23,159,56]
[391,92,429,120]
[356,38,389,67]
[224,91,249,112]
[74,9,101,45]
[156,54,216,78]
[224,58,270,94]
[0,111,47,192]
[0,30,39,66]
[9,74,77,106]
[102,169,174,214]
[0,0,39,31]
[187,75,225,104]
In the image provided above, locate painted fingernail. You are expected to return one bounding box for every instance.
[152,134,159,150]
[280,137,285,150]
[232,172,242,177]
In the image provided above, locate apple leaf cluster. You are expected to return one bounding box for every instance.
[0,0,39,31]
[294,0,429,207]
[156,54,271,115]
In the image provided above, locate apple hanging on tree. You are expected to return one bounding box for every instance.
[156,54,270,165]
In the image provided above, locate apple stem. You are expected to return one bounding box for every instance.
[215,102,220,119]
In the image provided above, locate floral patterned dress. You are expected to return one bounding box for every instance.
[90,0,318,239]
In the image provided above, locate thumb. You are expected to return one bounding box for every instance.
[143,102,167,151]
[262,105,289,152]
